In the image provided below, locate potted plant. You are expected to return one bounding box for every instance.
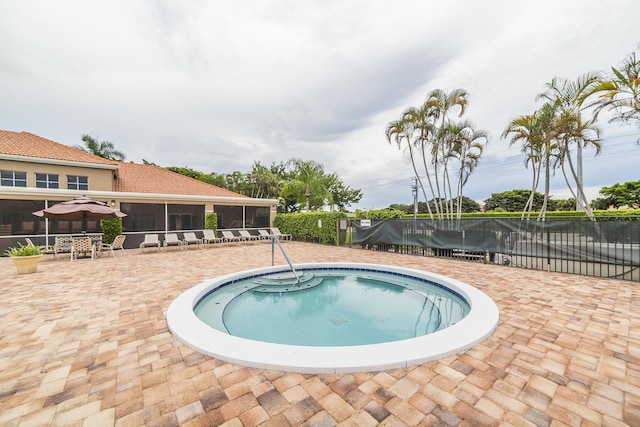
[5,242,43,274]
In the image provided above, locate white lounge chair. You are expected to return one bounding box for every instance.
[221,230,244,244]
[202,229,223,245]
[140,234,160,253]
[238,230,260,243]
[183,232,203,249]
[164,233,183,250]
[270,227,292,241]
[258,229,271,240]
[98,235,126,257]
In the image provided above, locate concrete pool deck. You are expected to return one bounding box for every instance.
[1,241,639,426]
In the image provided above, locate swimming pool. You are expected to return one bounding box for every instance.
[167,263,499,373]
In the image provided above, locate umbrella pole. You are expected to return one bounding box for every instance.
[45,200,50,246]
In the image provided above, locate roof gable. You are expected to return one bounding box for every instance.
[0,130,117,165]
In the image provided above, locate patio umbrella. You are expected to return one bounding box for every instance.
[33,196,127,233]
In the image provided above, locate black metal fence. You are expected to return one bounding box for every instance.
[341,218,640,282]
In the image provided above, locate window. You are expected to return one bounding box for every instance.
[35,173,59,189]
[67,175,88,191]
[1,170,27,187]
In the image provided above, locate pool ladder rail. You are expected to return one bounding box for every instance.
[271,235,300,284]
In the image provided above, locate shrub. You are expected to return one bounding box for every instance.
[205,212,218,234]
[100,218,124,244]
[5,242,42,257]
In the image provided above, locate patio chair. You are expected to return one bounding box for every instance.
[270,227,292,241]
[54,236,74,259]
[202,229,223,246]
[70,236,94,261]
[238,230,260,243]
[98,235,126,257]
[164,233,184,250]
[183,232,203,249]
[139,234,160,253]
[25,237,55,256]
[221,230,244,244]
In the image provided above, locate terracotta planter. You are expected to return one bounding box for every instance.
[11,254,43,274]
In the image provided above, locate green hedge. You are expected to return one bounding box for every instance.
[274,212,348,244]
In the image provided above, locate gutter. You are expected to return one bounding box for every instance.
[0,186,278,206]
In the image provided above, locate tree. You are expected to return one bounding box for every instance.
[244,162,281,199]
[385,113,435,217]
[539,73,602,220]
[166,166,227,187]
[484,190,556,212]
[502,105,557,220]
[446,120,488,218]
[588,48,640,133]
[74,134,126,161]
[280,158,332,211]
[423,88,470,218]
[386,88,487,219]
[326,173,363,211]
[595,180,640,209]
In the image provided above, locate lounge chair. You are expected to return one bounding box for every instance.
[270,227,292,241]
[164,233,183,250]
[202,229,223,245]
[98,235,126,257]
[238,230,260,243]
[70,236,94,261]
[25,237,55,256]
[183,232,203,249]
[258,229,272,240]
[139,234,160,253]
[221,230,244,244]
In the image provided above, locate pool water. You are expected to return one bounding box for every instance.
[194,269,470,347]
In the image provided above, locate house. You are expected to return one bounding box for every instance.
[0,130,278,250]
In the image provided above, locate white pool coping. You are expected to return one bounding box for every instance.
[167,262,499,374]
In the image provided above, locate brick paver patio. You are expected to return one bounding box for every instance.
[1,241,639,426]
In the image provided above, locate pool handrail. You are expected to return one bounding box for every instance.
[271,236,300,284]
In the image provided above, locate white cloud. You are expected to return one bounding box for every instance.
[0,0,638,209]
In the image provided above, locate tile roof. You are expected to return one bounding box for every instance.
[0,130,248,199]
[114,162,248,198]
[0,130,117,165]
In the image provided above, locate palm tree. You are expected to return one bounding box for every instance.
[74,134,126,161]
[587,49,640,131]
[539,73,603,220]
[392,108,439,218]
[280,159,331,211]
[422,89,470,218]
[502,104,557,220]
[447,120,488,218]
[553,111,601,220]
[386,114,436,218]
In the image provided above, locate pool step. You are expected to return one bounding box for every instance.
[252,275,324,293]
[252,271,314,286]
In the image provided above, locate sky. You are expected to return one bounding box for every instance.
[1,0,639,210]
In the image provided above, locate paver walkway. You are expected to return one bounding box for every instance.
[1,241,639,426]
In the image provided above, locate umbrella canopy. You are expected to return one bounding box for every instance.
[33,196,126,232]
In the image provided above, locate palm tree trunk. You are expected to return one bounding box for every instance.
[564,146,596,221]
